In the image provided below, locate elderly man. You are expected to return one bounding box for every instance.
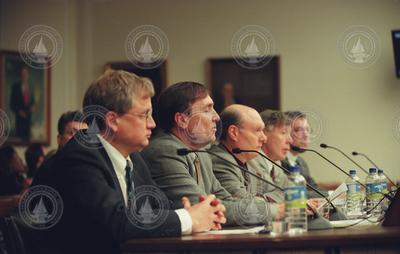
[209,104,285,220]
[142,82,274,226]
[281,111,326,197]
[32,71,225,254]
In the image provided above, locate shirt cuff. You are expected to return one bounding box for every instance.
[175,208,192,235]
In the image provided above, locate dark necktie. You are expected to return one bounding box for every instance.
[125,160,134,205]
[193,153,204,188]
[270,165,276,182]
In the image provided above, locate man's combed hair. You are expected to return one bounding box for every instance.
[259,109,289,131]
[284,111,307,124]
[57,111,84,135]
[83,70,155,130]
[157,81,208,132]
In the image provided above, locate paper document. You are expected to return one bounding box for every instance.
[199,226,265,235]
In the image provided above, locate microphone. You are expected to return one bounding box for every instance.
[177,148,333,230]
[290,145,366,188]
[320,143,369,175]
[232,148,346,221]
[352,151,397,188]
[352,151,379,168]
[177,148,283,191]
[293,146,396,202]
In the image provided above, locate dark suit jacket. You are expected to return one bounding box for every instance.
[281,156,328,198]
[31,133,181,254]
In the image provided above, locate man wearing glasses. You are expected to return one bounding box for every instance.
[32,71,226,254]
[281,111,325,197]
[141,82,273,226]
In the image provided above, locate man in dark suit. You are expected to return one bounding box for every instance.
[142,82,272,226]
[10,67,34,140]
[31,71,225,254]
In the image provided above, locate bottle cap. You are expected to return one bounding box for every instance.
[349,169,356,175]
[289,165,300,173]
[369,168,377,174]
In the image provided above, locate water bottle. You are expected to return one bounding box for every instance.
[285,165,307,234]
[377,169,389,210]
[365,168,382,216]
[345,169,363,218]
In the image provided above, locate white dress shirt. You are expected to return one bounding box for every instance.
[98,135,192,234]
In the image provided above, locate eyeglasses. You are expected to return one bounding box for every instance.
[124,110,153,121]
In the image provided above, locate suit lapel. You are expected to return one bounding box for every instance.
[98,146,126,204]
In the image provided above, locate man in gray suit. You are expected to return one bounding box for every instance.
[142,82,275,226]
[281,111,327,197]
[209,104,285,219]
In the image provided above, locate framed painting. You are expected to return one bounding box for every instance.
[0,50,51,145]
[207,57,280,113]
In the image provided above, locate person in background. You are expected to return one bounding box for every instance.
[0,145,28,195]
[56,110,88,149]
[45,111,88,161]
[10,66,35,140]
[281,111,327,197]
[24,143,46,179]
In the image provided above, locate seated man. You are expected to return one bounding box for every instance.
[32,71,225,254]
[44,110,88,161]
[209,104,285,219]
[141,82,273,226]
[282,111,327,197]
[56,110,88,149]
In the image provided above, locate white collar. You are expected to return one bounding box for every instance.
[97,134,133,205]
[286,151,298,167]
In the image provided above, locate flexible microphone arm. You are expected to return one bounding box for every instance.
[231,148,338,211]
[352,151,397,188]
[290,145,366,188]
[352,151,380,168]
[320,143,369,175]
[177,148,283,191]
[177,148,328,216]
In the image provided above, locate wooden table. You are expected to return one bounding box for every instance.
[122,225,400,253]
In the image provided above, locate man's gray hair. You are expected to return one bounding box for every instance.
[259,109,290,132]
[284,111,307,124]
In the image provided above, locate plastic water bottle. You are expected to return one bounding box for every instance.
[345,169,363,218]
[378,169,389,210]
[365,168,382,216]
[285,165,307,234]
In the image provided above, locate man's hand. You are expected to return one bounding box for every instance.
[181,195,226,232]
[306,198,320,215]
